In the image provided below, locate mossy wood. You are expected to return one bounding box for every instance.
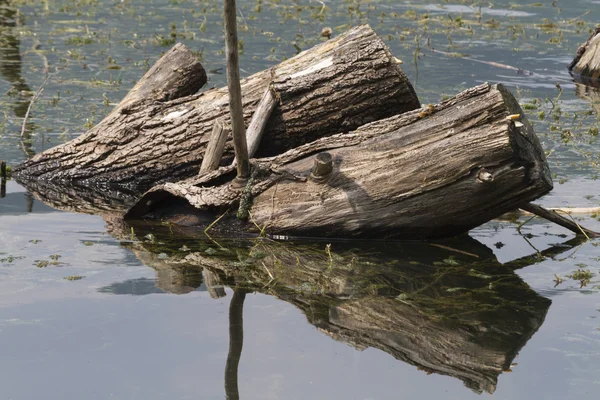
[14,25,419,187]
[127,83,553,239]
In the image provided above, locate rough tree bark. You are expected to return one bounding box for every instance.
[126,83,553,240]
[14,25,420,188]
[569,26,600,84]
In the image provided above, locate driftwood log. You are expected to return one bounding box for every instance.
[103,221,564,395]
[126,83,553,239]
[569,26,600,85]
[13,25,419,187]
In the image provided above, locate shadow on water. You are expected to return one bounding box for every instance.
[92,219,588,395]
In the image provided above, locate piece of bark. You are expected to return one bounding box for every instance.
[569,26,600,83]
[14,25,420,188]
[127,83,553,240]
[200,120,229,173]
[230,87,277,167]
[245,87,277,158]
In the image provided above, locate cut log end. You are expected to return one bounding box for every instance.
[310,152,333,182]
[569,27,600,85]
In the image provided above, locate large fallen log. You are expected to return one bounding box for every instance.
[104,223,559,395]
[126,83,553,239]
[13,25,419,188]
[569,26,600,85]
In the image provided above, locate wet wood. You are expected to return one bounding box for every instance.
[127,83,553,240]
[569,27,600,84]
[200,120,229,173]
[0,160,6,178]
[14,25,420,188]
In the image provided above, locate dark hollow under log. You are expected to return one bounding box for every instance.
[127,83,553,240]
[14,24,420,188]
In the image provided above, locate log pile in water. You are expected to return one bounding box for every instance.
[13,25,419,188]
[12,23,559,240]
[126,83,553,239]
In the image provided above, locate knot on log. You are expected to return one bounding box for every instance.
[310,152,333,183]
[477,168,494,184]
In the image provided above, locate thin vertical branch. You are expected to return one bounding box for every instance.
[224,0,250,184]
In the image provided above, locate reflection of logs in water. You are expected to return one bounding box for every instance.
[575,82,600,117]
[103,221,563,394]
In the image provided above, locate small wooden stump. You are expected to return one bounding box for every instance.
[569,27,600,84]
[310,152,333,182]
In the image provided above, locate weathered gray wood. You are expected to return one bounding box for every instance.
[569,26,600,82]
[310,152,333,182]
[200,120,229,173]
[245,88,277,158]
[229,87,277,168]
[224,0,250,186]
[14,25,420,188]
[126,83,553,240]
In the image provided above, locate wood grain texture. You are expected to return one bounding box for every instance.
[569,26,600,83]
[200,120,229,173]
[14,25,420,188]
[127,83,552,239]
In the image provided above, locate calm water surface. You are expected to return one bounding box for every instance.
[1,0,600,399]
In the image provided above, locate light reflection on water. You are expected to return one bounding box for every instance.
[1,0,600,399]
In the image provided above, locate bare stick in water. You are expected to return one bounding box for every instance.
[520,203,600,238]
[224,0,250,186]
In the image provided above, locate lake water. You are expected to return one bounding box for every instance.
[1,0,600,399]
